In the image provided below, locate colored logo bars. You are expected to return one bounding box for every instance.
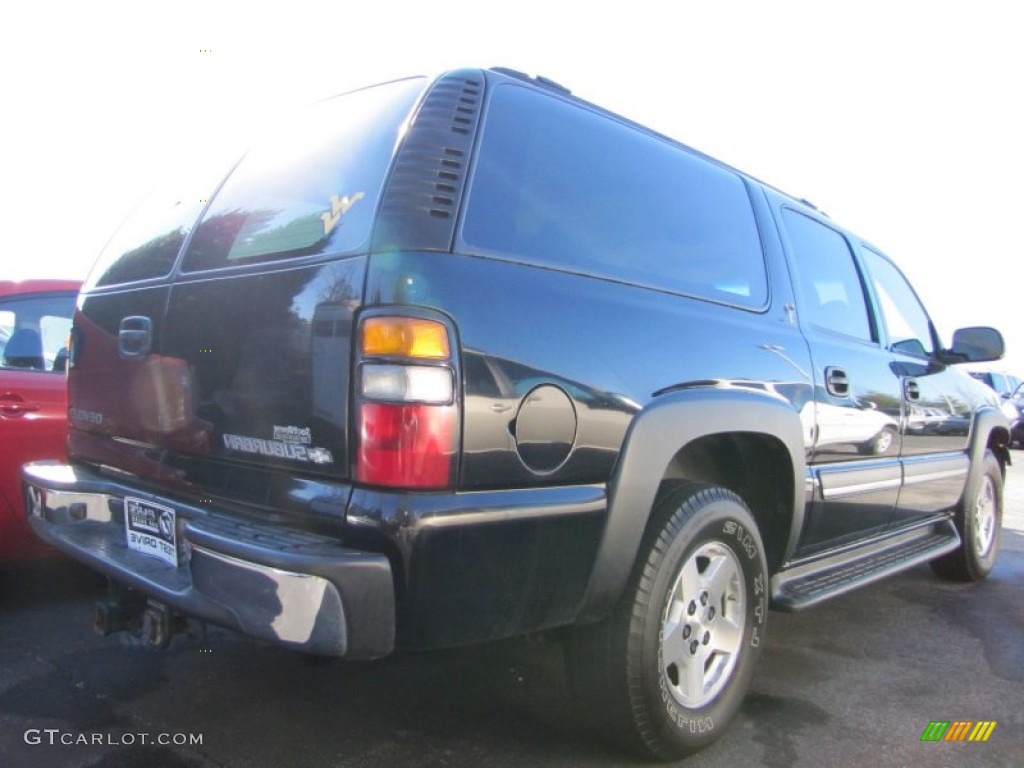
[920,721,997,742]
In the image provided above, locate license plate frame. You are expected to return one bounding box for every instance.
[124,497,178,566]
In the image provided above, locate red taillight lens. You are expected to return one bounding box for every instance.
[354,313,459,489]
[356,402,456,488]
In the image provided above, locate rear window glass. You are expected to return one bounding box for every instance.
[181,77,427,272]
[462,85,767,307]
[86,175,216,289]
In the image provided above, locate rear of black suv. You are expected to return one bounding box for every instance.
[24,74,442,658]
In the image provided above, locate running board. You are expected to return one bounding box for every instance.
[771,520,961,611]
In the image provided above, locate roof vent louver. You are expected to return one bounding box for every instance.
[372,70,484,251]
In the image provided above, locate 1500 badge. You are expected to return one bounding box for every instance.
[222,433,334,464]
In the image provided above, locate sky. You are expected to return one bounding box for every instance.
[3,0,1021,371]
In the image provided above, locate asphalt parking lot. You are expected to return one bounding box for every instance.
[1,459,1022,768]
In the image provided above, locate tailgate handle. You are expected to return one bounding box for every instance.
[118,316,153,358]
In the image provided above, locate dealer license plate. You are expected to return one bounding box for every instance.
[124,497,178,566]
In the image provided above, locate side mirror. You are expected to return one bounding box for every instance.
[943,327,1005,364]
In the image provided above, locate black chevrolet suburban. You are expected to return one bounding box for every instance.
[23,68,1009,759]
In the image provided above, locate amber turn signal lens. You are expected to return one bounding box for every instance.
[361,317,449,359]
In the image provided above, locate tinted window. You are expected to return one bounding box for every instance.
[0,293,76,372]
[462,85,767,307]
[86,177,214,288]
[861,247,935,358]
[782,210,872,341]
[182,77,427,272]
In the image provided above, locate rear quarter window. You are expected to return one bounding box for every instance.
[461,84,768,308]
[182,77,427,272]
[86,178,214,289]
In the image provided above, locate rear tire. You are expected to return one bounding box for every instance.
[930,451,1003,581]
[569,483,768,759]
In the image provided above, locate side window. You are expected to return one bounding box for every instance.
[860,247,935,358]
[462,85,768,308]
[782,209,872,341]
[0,293,76,372]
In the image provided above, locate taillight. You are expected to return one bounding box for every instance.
[355,315,458,489]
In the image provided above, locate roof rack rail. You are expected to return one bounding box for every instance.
[489,67,572,95]
[798,198,830,217]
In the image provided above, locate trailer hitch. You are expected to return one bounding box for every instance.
[94,581,187,649]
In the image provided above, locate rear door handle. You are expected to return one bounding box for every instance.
[118,316,153,358]
[0,393,40,418]
[825,366,849,397]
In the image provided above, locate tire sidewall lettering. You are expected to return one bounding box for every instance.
[723,520,758,560]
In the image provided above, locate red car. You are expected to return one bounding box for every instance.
[0,279,81,560]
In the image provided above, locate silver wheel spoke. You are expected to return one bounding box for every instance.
[711,616,742,655]
[664,589,687,626]
[662,621,687,666]
[678,556,702,600]
[974,476,997,557]
[682,655,706,699]
[705,653,729,688]
[703,555,735,602]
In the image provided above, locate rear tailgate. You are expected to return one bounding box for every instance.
[68,76,430,497]
[159,261,364,482]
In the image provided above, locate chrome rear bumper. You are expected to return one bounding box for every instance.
[22,461,394,658]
